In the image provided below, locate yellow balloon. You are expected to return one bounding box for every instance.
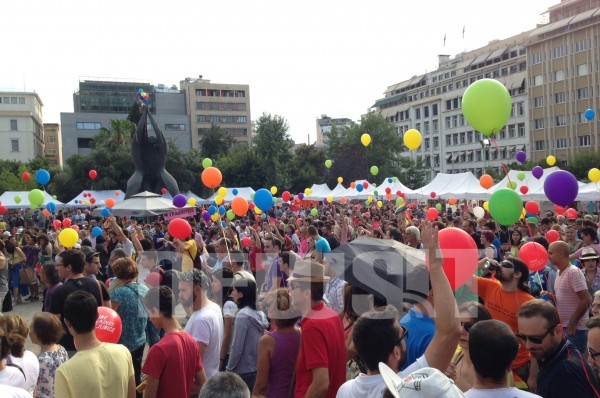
[59,228,79,248]
[327,195,333,203]
[377,200,383,208]
[589,168,600,183]
[304,188,312,196]
[546,155,556,166]
[403,129,422,150]
[218,187,227,197]
[368,196,373,202]
[215,195,223,205]
[483,201,489,211]
[188,198,196,206]
[338,177,343,184]
[255,207,263,215]
[211,213,220,221]
[520,208,527,219]
[270,186,278,195]
[361,133,371,147]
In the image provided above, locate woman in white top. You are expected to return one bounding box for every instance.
[1,315,39,395]
[0,315,28,391]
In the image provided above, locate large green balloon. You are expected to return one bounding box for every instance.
[462,79,512,136]
[28,189,45,207]
[370,166,379,176]
[202,158,213,169]
[489,188,523,226]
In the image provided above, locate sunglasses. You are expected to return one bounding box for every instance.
[588,348,600,360]
[395,325,409,346]
[500,260,514,269]
[515,323,558,344]
[461,321,476,333]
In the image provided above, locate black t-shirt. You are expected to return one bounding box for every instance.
[325,234,340,251]
[48,277,110,351]
[470,232,485,250]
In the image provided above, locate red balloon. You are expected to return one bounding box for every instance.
[22,172,30,181]
[437,228,479,290]
[168,218,192,240]
[546,230,560,243]
[241,237,251,248]
[426,208,439,221]
[385,187,392,194]
[0,206,6,215]
[520,186,529,194]
[95,307,122,343]
[71,225,80,232]
[524,201,539,215]
[566,208,578,219]
[161,188,167,195]
[145,272,163,287]
[519,242,548,272]
[282,191,291,202]
[62,218,72,228]
[554,205,565,215]
[362,182,368,189]
[396,191,402,196]
[430,192,436,198]
[248,203,255,211]
[88,170,97,180]
[52,220,62,229]
[90,198,96,204]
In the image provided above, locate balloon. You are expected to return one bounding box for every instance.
[89,198,96,205]
[340,197,347,204]
[566,208,578,219]
[21,172,30,181]
[388,178,393,183]
[47,202,56,212]
[356,184,364,192]
[403,129,422,150]
[168,218,192,239]
[88,170,97,180]
[95,307,123,344]
[327,195,334,203]
[114,191,120,196]
[14,195,21,204]
[585,109,595,121]
[211,212,220,221]
[241,237,251,248]
[0,206,5,215]
[215,195,224,205]
[589,168,600,183]
[483,201,489,211]
[145,272,163,287]
[52,220,62,229]
[254,189,274,212]
[325,160,332,168]
[90,226,102,238]
[232,188,238,196]
[516,151,527,163]
[102,208,111,217]
[304,188,312,196]
[161,188,167,195]
[377,200,383,208]
[437,228,479,290]
[448,198,456,205]
[173,194,187,208]
[517,172,525,181]
[532,166,543,180]
[226,210,236,220]
[298,193,305,200]
[28,189,45,207]
[546,230,560,243]
[462,78,512,136]
[427,208,439,221]
[489,189,523,226]
[35,169,51,185]
[282,191,291,202]
[362,182,368,189]
[338,177,343,184]
[70,225,80,232]
[370,166,379,176]
[479,174,494,190]
[311,208,318,216]
[42,209,50,217]
[103,198,115,209]
[435,203,442,211]
[59,228,78,247]
[62,218,72,228]
[202,211,211,222]
[520,186,529,194]
[188,198,196,206]
[350,182,356,189]
[544,170,578,206]
[202,158,213,169]
[218,206,226,216]
[519,242,548,272]
[546,155,556,166]
[217,187,227,197]
[361,133,371,147]
[506,181,518,190]
[270,186,278,195]
[525,201,540,215]
[473,206,485,219]
[231,197,249,216]
[201,167,223,188]
[430,192,436,199]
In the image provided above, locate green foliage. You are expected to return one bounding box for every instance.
[398,157,429,190]
[567,150,600,181]
[253,113,294,187]
[215,146,268,195]
[93,119,134,152]
[200,124,234,159]
[291,144,327,193]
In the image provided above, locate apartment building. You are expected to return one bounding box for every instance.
[0,92,44,162]
[43,123,63,168]
[315,114,354,148]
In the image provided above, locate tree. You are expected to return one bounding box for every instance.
[566,150,600,181]
[216,146,268,195]
[93,119,135,152]
[290,144,327,193]
[398,157,429,190]
[253,113,294,187]
[199,124,234,159]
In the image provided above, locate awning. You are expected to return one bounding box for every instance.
[466,150,474,156]
[521,145,526,152]
[509,146,517,153]
[502,74,525,89]
[570,7,600,25]
[470,52,491,66]
[371,93,406,109]
[453,153,460,162]
[446,154,453,162]
[533,16,575,36]
[488,47,508,60]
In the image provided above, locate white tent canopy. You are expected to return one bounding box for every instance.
[161,191,206,204]
[65,190,126,208]
[97,191,178,217]
[304,184,332,201]
[204,187,255,205]
[408,172,488,200]
[376,177,415,197]
[0,191,65,209]
[334,180,378,200]
[575,182,600,202]
[328,183,347,198]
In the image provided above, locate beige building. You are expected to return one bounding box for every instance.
[180,76,252,150]
[315,114,353,148]
[43,123,63,168]
[527,0,600,164]
[0,92,44,162]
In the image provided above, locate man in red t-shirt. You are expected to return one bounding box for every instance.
[142,286,206,397]
[289,260,345,398]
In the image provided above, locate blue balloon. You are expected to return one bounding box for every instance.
[356,184,364,192]
[232,189,239,196]
[91,226,102,237]
[585,109,595,121]
[102,208,111,217]
[218,206,226,215]
[388,178,393,183]
[254,188,274,212]
[47,202,56,212]
[208,205,217,215]
[221,221,227,228]
[74,200,78,204]
[35,169,50,186]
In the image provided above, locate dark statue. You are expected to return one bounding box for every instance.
[125,107,180,199]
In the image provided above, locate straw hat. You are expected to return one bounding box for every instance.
[581,247,600,261]
[287,260,330,283]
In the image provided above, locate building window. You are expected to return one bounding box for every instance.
[579,135,591,146]
[476,151,482,161]
[10,120,17,131]
[415,108,421,120]
[534,118,545,129]
[555,92,566,103]
[424,106,429,118]
[432,104,438,116]
[508,125,516,138]
[577,87,589,99]
[552,46,565,59]
[576,63,589,76]
[424,121,430,134]
[10,139,19,152]
[165,124,186,131]
[48,135,56,143]
[445,117,451,129]
[432,119,439,133]
[76,122,101,130]
[517,102,524,116]
[18,97,25,104]
[433,137,439,149]
[467,131,473,143]
[554,69,565,81]
[555,115,567,126]
[10,97,17,104]
[533,75,544,86]
[499,127,506,139]
[446,135,452,146]
[535,140,545,151]
[518,123,525,137]
[460,132,465,144]
[453,133,459,145]
[77,138,92,149]
[531,53,543,65]
[578,112,586,123]
[235,90,246,98]
[425,138,430,150]
[575,39,588,53]
[555,138,568,148]
[446,100,452,111]
[533,96,544,108]
[452,115,458,128]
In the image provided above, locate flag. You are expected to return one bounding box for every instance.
[443,33,447,46]
[462,25,465,38]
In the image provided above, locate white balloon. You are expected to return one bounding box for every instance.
[473,206,485,219]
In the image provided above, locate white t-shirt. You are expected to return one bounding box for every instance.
[223,300,238,318]
[336,355,428,397]
[0,384,31,398]
[465,387,542,397]
[8,351,39,395]
[0,365,26,390]
[184,301,224,379]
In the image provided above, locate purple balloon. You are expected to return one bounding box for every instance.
[173,194,187,208]
[298,193,305,200]
[202,211,211,221]
[516,151,527,164]
[323,198,329,205]
[544,170,578,206]
[532,166,543,180]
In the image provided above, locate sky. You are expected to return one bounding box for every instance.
[2,0,557,145]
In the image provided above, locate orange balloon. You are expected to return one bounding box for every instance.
[105,198,115,208]
[340,197,347,204]
[201,167,223,189]
[114,191,120,196]
[449,197,457,205]
[386,193,392,199]
[43,209,50,217]
[350,182,356,189]
[479,174,494,190]
[231,196,249,217]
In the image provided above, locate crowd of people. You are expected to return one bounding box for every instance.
[0,200,599,397]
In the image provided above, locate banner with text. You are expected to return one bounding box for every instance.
[162,207,197,221]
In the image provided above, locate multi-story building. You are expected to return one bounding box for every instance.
[180,76,252,150]
[43,123,63,168]
[371,32,530,179]
[315,114,354,148]
[527,0,600,163]
[61,79,191,161]
[0,92,44,162]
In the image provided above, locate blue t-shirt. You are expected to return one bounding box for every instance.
[111,282,149,351]
[399,307,435,370]
[315,236,331,256]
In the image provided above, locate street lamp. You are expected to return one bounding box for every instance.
[480,138,491,175]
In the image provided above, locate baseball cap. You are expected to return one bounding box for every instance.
[379,365,465,398]
[80,246,99,261]
[2,231,11,237]
[16,228,23,234]
[169,269,210,291]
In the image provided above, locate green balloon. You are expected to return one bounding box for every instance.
[370,166,379,176]
[392,177,398,182]
[517,172,525,181]
[436,203,442,211]
[374,190,379,196]
[226,210,235,221]
[396,197,404,205]
[250,193,255,199]
[14,195,21,204]
[462,79,512,136]
[310,208,318,216]
[52,195,57,200]
[325,159,332,168]
[202,158,213,169]
[507,181,517,190]
[489,188,523,226]
[28,189,45,207]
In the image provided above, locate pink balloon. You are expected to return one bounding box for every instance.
[437,228,479,290]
